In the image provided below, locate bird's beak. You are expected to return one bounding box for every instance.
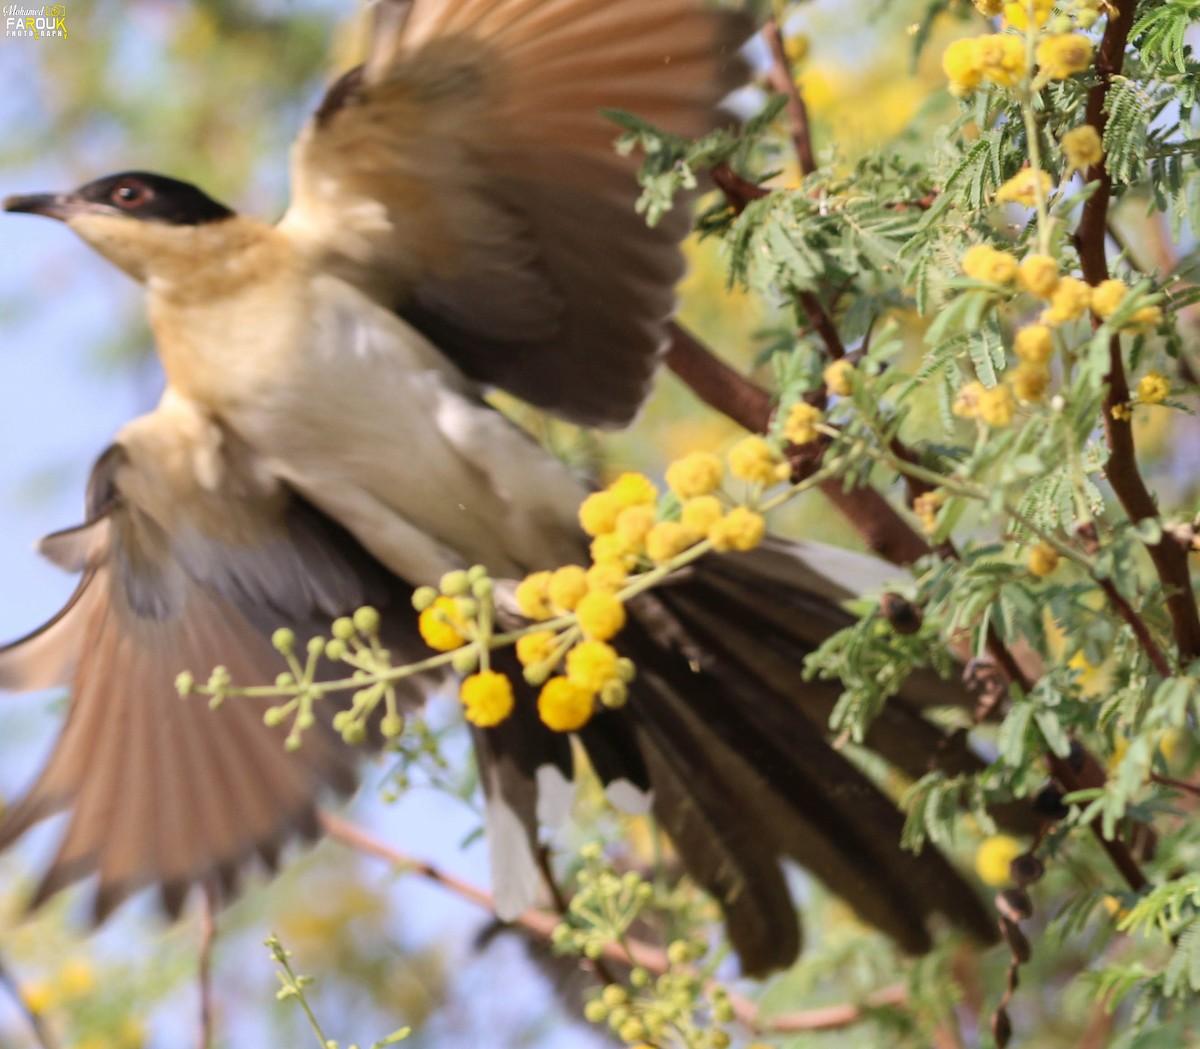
[3,192,83,221]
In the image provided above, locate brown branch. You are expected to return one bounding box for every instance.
[733,984,907,1033]
[763,16,817,177]
[320,811,670,975]
[197,882,218,1049]
[666,324,929,562]
[1075,0,1200,664]
[322,812,901,1037]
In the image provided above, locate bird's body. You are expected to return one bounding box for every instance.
[0,0,1008,975]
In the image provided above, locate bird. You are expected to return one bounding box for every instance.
[0,0,1001,976]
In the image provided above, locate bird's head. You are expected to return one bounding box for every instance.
[4,171,237,284]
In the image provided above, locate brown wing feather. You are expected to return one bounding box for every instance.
[281,0,752,426]
[0,400,426,919]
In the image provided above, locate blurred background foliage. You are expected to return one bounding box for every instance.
[0,0,1197,1047]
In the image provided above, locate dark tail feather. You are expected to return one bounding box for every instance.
[474,541,1002,973]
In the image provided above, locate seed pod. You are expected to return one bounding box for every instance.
[992,1005,1012,1048]
[999,915,1031,963]
[1034,782,1070,820]
[1010,851,1045,886]
[880,591,922,634]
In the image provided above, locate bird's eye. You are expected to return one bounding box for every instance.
[110,181,151,208]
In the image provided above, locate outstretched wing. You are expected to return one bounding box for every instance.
[0,395,428,920]
[278,0,752,427]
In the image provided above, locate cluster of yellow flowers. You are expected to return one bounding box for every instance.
[913,490,946,535]
[415,445,787,735]
[955,242,1167,426]
[975,834,1024,886]
[944,0,1097,95]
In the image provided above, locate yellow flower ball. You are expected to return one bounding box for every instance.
[1003,0,1052,30]
[56,958,95,998]
[566,640,621,693]
[953,380,986,419]
[824,358,856,396]
[728,435,786,485]
[548,565,589,612]
[976,33,1028,87]
[607,472,658,508]
[1018,254,1060,299]
[1042,276,1092,324]
[460,671,515,728]
[1091,278,1128,319]
[578,490,623,537]
[975,835,1024,886]
[645,520,697,564]
[681,495,724,534]
[1129,305,1164,330]
[1027,541,1060,577]
[615,505,657,545]
[418,596,469,651]
[23,982,52,1015]
[709,507,766,552]
[1061,124,1104,172]
[586,561,628,593]
[914,491,945,534]
[664,452,723,499]
[1014,324,1054,364]
[1037,33,1094,79]
[576,591,627,641]
[514,571,554,621]
[1137,371,1170,405]
[962,244,1019,284]
[1011,362,1050,401]
[516,630,558,668]
[978,384,1017,427]
[996,168,1054,207]
[538,676,594,732]
[943,37,983,91]
[783,401,824,445]
[590,532,641,569]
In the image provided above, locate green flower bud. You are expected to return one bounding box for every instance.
[455,597,478,619]
[600,680,628,709]
[440,570,471,596]
[342,722,367,746]
[325,638,348,661]
[307,636,326,658]
[381,714,404,738]
[523,663,551,686]
[271,628,296,654]
[471,577,494,600]
[263,707,285,727]
[175,671,194,697]
[467,564,488,582]
[284,734,302,753]
[412,586,438,612]
[1048,13,1073,31]
[616,657,636,683]
[617,1019,644,1043]
[353,606,381,634]
[582,999,608,1024]
[297,711,316,730]
[667,940,691,966]
[629,967,650,988]
[601,985,628,1008]
[1076,8,1098,25]
[276,672,294,688]
[451,648,480,675]
[332,710,351,731]
[331,617,355,640]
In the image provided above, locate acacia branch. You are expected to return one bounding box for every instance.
[321,812,903,1036]
[1076,0,1200,663]
[763,15,816,177]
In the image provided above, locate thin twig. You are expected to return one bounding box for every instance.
[0,950,57,1049]
[762,15,816,177]
[321,812,897,1036]
[197,881,218,1049]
